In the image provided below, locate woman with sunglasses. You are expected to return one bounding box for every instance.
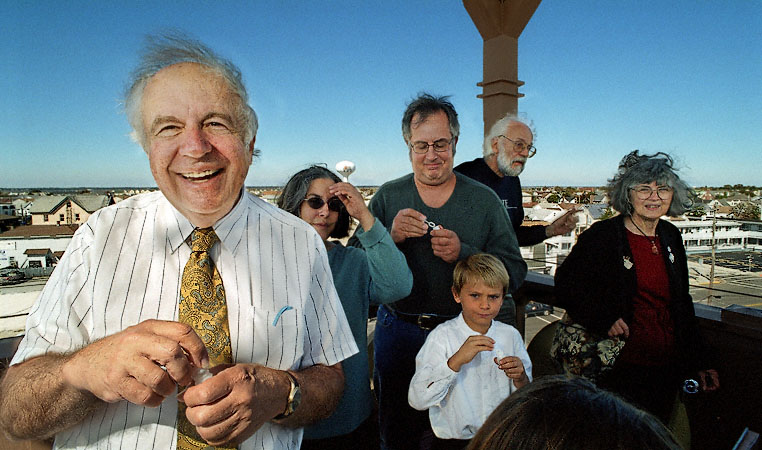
[555,150,719,424]
[277,165,412,449]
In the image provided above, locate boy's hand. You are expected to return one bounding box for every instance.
[495,356,529,388]
[448,336,494,372]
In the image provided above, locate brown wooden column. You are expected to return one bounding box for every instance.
[463,0,541,134]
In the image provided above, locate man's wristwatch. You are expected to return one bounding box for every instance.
[274,371,301,420]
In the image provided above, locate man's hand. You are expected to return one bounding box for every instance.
[447,335,494,372]
[546,208,580,238]
[181,362,344,446]
[61,319,208,407]
[608,318,630,339]
[390,208,429,243]
[430,227,461,263]
[494,356,529,388]
[181,364,285,446]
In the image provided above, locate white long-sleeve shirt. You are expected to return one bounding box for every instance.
[408,314,532,439]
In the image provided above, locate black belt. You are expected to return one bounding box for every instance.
[389,308,456,331]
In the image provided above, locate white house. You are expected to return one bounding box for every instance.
[672,218,762,253]
[12,199,33,220]
[520,205,586,276]
[0,224,78,269]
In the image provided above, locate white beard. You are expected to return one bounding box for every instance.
[496,147,526,177]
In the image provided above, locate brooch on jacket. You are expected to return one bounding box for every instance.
[667,246,675,263]
[623,256,633,270]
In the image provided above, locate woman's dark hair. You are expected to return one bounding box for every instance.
[276,165,350,239]
[606,150,694,216]
[467,375,682,450]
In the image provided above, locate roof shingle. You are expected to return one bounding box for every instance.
[0,224,79,238]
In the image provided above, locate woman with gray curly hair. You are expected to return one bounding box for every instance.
[554,150,719,423]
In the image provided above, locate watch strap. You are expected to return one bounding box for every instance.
[273,371,300,420]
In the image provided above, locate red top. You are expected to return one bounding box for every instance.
[618,230,676,366]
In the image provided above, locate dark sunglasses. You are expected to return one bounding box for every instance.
[304,196,344,212]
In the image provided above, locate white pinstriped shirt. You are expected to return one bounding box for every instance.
[11,190,358,450]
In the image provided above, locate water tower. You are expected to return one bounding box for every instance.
[335,160,356,182]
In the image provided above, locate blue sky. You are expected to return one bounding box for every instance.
[2,1,760,188]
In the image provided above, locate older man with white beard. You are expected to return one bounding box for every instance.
[455,114,578,247]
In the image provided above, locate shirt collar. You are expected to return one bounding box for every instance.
[455,312,495,336]
[163,200,194,254]
[163,189,248,254]
[213,189,249,255]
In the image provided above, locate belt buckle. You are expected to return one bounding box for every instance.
[417,314,435,331]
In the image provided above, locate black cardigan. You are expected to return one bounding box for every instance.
[555,214,706,376]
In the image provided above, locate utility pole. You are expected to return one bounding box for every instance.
[708,210,716,305]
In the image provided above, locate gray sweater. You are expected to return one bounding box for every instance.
[353,172,526,316]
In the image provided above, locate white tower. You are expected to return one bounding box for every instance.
[335,160,356,182]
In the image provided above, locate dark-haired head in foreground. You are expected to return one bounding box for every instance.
[467,375,682,450]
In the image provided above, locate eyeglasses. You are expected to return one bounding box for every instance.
[630,185,673,200]
[409,138,453,154]
[304,195,344,212]
[498,135,536,158]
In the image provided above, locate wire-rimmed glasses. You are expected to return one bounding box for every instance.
[498,135,536,158]
[630,185,673,200]
[409,138,453,154]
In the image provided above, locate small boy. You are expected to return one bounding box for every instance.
[408,253,532,448]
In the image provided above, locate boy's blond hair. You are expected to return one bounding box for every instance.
[452,253,510,296]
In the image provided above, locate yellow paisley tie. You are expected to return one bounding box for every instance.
[177,228,235,450]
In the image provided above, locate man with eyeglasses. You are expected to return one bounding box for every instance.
[350,94,526,450]
[456,113,579,248]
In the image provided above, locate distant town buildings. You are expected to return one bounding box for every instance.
[673,219,762,253]
[0,185,759,271]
